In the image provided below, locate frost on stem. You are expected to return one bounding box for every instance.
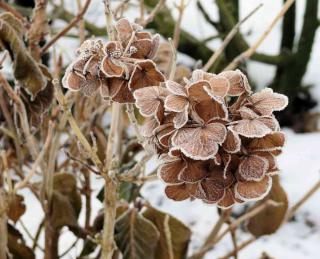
[135,69,288,208]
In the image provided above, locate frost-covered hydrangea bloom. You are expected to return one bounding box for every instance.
[62,18,164,103]
[135,69,288,208]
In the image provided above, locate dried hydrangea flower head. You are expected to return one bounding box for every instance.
[62,18,164,102]
[135,69,288,208]
[62,39,104,96]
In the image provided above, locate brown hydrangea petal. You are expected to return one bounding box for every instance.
[130,39,153,59]
[257,116,280,131]
[172,123,227,160]
[134,86,169,118]
[173,107,189,129]
[101,56,124,77]
[178,160,208,183]
[83,55,100,76]
[165,184,190,201]
[165,80,188,97]
[229,117,273,138]
[108,77,134,103]
[205,75,230,98]
[254,151,278,173]
[187,80,211,103]
[135,31,152,40]
[72,58,87,73]
[238,155,269,181]
[148,34,161,59]
[193,99,228,123]
[235,175,272,202]
[249,88,288,116]
[77,39,103,56]
[81,74,101,96]
[219,70,251,96]
[165,94,188,112]
[229,93,248,114]
[190,69,214,82]
[129,60,165,91]
[155,124,175,148]
[222,129,241,153]
[247,131,285,152]
[218,188,237,208]
[62,70,85,91]
[158,158,186,184]
[103,41,123,56]
[207,167,235,188]
[140,118,159,138]
[198,179,225,203]
[238,106,259,119]
[115,18,134,47]
[100,78,110,98]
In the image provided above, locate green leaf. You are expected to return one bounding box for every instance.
[143,206,191,259]
[115,208,160,259]
[246,176,289,237]
[0,12,46,99]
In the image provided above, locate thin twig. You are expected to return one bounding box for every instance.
[224,0,295,70]
[191,200,279,259]
[41,0,91,53]
[219,236,256,259]
[0,1,25,21]
[101,2,121,259]
[140,0,166,27]
[189,209,231,259]
[54,80,104,171]
[229,228,238,259]
[168,38,177,80]
[125,104,143,144]
[286,178,320,221]
[203,3,263,72]
[173,0,189,48]
[14,122,54,191]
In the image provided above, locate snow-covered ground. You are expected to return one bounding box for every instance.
[8,0,320,258]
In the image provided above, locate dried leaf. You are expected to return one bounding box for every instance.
[115,208,160,259]
[143,206,191,259]
[0,13,46,99]
[7,194,26,223]
[50,173,82,229]
[246,176,288,237]
[8,224,35,259]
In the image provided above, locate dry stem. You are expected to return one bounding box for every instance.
[41,0,91,53]
[191,200,279,259]
[286,178,320,221]
[219,237,256,259]
[203,3,263,72]
[101,2,121,258]
[173,0,189,48]
[14,122,54,191]
[140,0,166,27]
[224,0,295,70]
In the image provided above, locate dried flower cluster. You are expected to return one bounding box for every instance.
[62,18,164,102]
[134,70,288,208]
